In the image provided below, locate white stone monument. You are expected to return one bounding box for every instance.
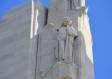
[0,0,94,79]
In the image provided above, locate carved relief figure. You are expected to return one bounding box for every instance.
[64,20,77,63]
[57,18,69,61]
[68,0,80,10]
[57,18,77,63]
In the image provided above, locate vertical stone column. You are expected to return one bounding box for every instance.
[79,0,85,7]
[46,0,94,79]
[0,1,47,79]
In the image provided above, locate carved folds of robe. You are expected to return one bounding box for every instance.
[58,26,77,62]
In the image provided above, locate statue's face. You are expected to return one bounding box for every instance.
[68,21,72,26]
[63,20,68,26]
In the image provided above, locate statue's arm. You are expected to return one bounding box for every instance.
[67,27,78,37]
[72,27,78,37]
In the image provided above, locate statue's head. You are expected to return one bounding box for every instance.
[61,17,70,27]
[68,20,73,27]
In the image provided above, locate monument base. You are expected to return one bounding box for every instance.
[42,62,78,79]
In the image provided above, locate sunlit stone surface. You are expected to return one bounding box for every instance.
[0,1,46,79]
[0,0,94,79]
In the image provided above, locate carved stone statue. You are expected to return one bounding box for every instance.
[65,20,78,63]
[57,18,78,63]
[57,18,69,61]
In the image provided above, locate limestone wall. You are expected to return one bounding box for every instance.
[0,0,94,79]
[46,0,94,79]
[0,1,47,79]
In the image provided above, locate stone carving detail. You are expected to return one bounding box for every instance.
[57,18,78,63]
[67,0,80,10]
[58,75,72,79]
[38,18,78,79]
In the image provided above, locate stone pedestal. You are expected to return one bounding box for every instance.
[45,62,78,79]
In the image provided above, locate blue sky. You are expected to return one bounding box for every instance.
[0,0,112,79]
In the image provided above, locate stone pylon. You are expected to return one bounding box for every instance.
[0,0,94,79]
[37,0,94,79]
[0,0,47,79]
